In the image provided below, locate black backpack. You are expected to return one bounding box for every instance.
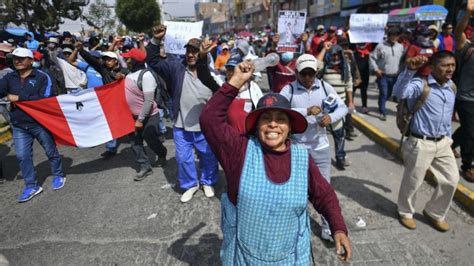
[137,68,170,109]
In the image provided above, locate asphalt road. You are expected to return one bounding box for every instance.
[0,117,473,265]
[1,72,473,265]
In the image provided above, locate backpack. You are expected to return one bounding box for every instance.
[137,68,170,110]
[396,79,456,141]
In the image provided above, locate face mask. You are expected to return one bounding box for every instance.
[32,61,40,68]
[331,60,341,65]
[281,52,294,63]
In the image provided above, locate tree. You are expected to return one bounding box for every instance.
[0,0,88,35]
[116,0,160,33]
[83,0,115,33]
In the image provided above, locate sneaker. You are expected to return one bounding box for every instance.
[100,151,116,159]
[156,157,167,168]
[180,185,199,203]
[203,185,215,198]
[320,228,333,241]
[134,168,153,181]
[380,114,387,121]
[399,216,416,230]
[51,176,66,190]
[362,107,369,114]
[18,186,43,203]
[423,210,449,232]
[462,169,474,183]
[347,131,358,138]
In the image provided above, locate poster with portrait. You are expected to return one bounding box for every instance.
[277,10,307,52]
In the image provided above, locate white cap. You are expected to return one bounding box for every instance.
[101,51,118,60]
[62,47,73,54]
[296,54,318,72]
[47,37,59,44]
[12,48,33,58]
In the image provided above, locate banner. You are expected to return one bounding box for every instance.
[348,14,388,43]
[277,10,306,53]
[164,21,203,55]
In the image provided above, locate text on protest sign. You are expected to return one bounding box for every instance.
[348,14,388,43]
[164,21,203,55]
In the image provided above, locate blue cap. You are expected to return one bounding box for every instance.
[224,54,242,68]
[90,51,102,58]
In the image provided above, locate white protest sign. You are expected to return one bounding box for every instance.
[163,21,203,55]
[348,14,388,43]
[277,10,306,52]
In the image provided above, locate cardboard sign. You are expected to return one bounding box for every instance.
[163,21,203,55]
[348,14,388,43]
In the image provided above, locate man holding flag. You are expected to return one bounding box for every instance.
[0,48,65,202]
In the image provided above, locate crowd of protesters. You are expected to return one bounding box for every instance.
[1,3,474,263]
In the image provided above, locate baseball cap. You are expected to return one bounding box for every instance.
[90,50,102,58]
[12,48,33,58]
[101,51,118,60]
[184,38,202,50]
[47,37,59,44]
[121,48,146,62]
[221,44,229,50]
[225,54,242,68]
[428,24,438,31]
[317,25,325,31]
[62,47,73,54]
[416,25,430,36]
[296,54,318,72]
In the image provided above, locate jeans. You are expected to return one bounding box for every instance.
[12,124,64,189]
[105,139,118,153]
[173,127,219,189]
[307,147,331,231]
[307,147,331,183]
[158,109,167,135]
[377,74,398,115]
[457,99,474,171]
[330,126,346,161]
[129,114,167,170]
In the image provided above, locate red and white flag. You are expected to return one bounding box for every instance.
[16,79,135,147]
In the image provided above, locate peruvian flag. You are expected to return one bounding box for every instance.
[16,79,135,147]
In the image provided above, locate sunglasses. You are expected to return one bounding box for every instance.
[299,70,316,77]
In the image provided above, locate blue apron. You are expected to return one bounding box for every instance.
[220,137,311,265]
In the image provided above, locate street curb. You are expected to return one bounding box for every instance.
[352,114,474,213]
[0,126,11,144]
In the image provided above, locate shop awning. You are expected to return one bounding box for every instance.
[388,5,448,23]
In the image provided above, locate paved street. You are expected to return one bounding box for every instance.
[1,110,473,265]
[0,74,473,265]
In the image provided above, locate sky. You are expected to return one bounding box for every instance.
[60,0,196,33]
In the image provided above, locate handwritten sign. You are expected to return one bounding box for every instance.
[277,10,306,52]
[348,14,388,43]
[163,21,203,55]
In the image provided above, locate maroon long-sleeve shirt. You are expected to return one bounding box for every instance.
[199,82,348,235]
